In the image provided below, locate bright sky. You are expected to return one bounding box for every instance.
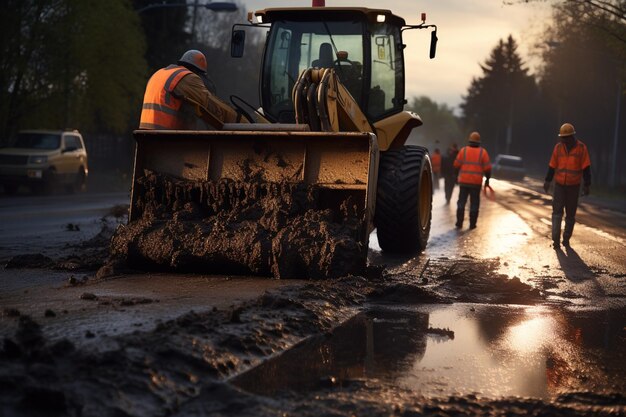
[240,0,553,114]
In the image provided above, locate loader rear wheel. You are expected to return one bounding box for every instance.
[375,145,432,253]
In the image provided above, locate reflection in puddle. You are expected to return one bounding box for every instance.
[481,210,531,258]
[232,304,626,399]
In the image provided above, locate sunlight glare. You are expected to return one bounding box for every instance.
[504,314,555,354]
[481,211,531,258]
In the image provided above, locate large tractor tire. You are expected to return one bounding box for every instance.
[374,145,433,253]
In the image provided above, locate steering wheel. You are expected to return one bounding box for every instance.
[334,58,354,67]
[334,58,357,80]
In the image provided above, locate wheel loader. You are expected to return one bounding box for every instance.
[126,3,438,278]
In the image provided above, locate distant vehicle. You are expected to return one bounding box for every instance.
[492,154,525,181]
[0,129,88,194]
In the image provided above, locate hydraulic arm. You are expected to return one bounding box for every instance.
[293,68,373,133]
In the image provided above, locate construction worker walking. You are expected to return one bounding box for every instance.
[431,148,442,190]
[543,122,591,249]
[441,143,459,204]
[454,132,491,229]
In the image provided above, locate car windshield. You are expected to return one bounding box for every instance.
[14,133,61,150]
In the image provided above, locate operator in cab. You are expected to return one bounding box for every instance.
[139,50,233,130]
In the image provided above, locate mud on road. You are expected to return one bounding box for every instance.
[3,249,623,416]
[2,175,625,416]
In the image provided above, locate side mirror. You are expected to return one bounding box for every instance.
[429,30,438,59]
[63,146,77,153]
[231,29,246,58]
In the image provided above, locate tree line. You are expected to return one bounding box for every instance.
[1,1,623,188]
[0,0,146,140]
[0,0,262,146]
[410,0,625,188]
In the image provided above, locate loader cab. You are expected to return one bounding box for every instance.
[256,8,406,124]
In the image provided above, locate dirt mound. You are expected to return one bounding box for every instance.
[3,256,614,417]
[368,283,445,304]
[105,171,366,279]
[423,257,543,304]
[259,386,625,417]
[0,277,369,416]
[4,254,53,269]
[4,221,117,272]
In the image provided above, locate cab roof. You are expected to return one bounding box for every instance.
[254,7,407,26]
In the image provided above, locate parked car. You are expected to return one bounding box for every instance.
[492,154,525,181]
[0,129,88,194]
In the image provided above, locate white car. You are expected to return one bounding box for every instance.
[0,130,88,194]
[492,154,525,181]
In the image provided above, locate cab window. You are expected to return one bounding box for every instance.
[263,20,364,122]
[368,22,403,120]
[267,26,293,111]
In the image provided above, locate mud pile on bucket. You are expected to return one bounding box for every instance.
[106,170,366,279]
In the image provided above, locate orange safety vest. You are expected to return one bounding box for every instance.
[549,140,591,186]
[139,65,193,129]
[431,152,442,174]
[454,146,491,186]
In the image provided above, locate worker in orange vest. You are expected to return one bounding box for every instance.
[441,143,459,204]
[543,123,591,249]
[431,148,442,190]
[140,50,224,130]
[453,131,491,229]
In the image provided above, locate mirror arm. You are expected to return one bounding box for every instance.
[402,24,438,59]
[401,23,437,32]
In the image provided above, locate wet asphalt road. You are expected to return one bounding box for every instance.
[0,191,130,261]
[0,191,306,346]
[373,177,626,307]
[232,303,626,399]
[0,178,625,404]
[1,179,625,335]
[1,178,623,272]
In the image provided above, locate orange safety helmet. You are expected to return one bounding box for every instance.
[468,131,481,143]
[178,50,208,75]
[558,123,576,137]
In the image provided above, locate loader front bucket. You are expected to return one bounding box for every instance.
[126,128,379,278]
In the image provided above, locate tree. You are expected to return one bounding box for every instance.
[564,0,626,45]
[460,36,542,162]
[0,0,147,143]
[406,96,463,150]
[191,1,266,107]
[134,0,189,73]
[506,0,626,44]
[135,0,265,108]
[538,1,625,186]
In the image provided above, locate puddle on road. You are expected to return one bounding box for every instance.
[232,304,626,399]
